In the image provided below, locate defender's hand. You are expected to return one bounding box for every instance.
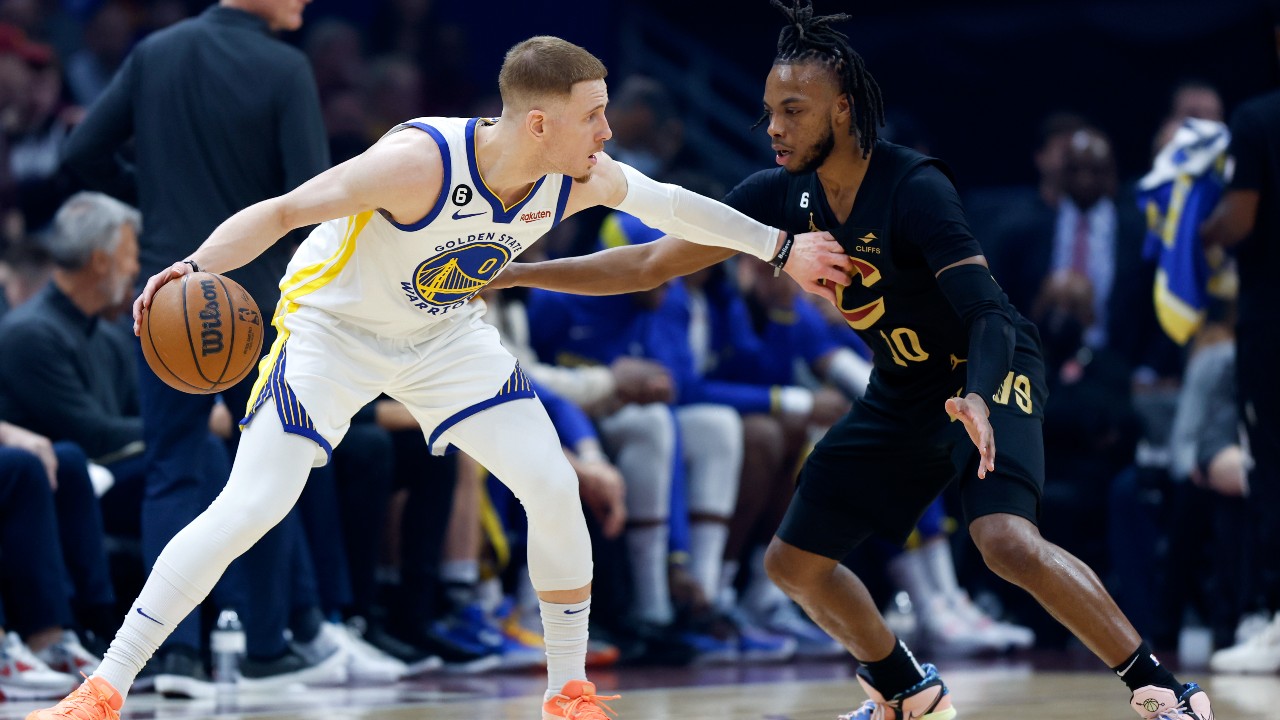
[487,263,521,290]
[946,392,996,478]
[133,261,193,335]
[783,231,854,306]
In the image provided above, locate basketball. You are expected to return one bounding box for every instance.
[139,272,265,394]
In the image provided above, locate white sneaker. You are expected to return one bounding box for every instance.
[325,622,410,682]
[1234,611,1272,646]
[34,630,101,676]
[948,591,1035,651]
[920,595,1007,656]
[1210,611,1280,674]
[0,632,78,699]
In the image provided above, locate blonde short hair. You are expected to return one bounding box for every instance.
[498,36,607,110]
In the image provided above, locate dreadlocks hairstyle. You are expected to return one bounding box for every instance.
[761,0,885,158]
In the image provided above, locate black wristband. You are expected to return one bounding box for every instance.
[183,259,201,273]
[769,233,794,277]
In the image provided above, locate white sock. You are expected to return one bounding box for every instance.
[441,558,480,585]
[887,547,936,603]
[743,545,789,615]
[689,522,729,602]
[93,561,204,701]
[626,525,672,625]
[540,598,590,699]
[921,537,961,597]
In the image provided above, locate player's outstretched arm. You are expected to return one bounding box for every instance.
[539,154,854,299]
[496,236,733,295]
[132,129,445,333]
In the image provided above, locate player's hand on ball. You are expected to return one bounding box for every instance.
[784,231,854,306]
[133,260,195,335]
[946,393,995,479]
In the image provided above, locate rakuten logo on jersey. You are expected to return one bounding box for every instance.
[519,209,552,223]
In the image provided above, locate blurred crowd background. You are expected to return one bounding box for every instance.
[0,0,1276,701]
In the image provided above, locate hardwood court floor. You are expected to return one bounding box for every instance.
[1,659,1273,719]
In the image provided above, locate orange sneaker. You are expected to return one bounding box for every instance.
[26,675,122,720]
[541,679,620,719]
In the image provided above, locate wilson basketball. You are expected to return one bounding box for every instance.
[139,272,265,394]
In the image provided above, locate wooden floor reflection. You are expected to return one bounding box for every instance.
[0,660,1271,719]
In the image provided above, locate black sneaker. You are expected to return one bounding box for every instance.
[151,645,214,699]
[615,622,698,667]
[396,622,500,673]
[238,646,348,690]
[354,618,443,675]
[844,663,956,720]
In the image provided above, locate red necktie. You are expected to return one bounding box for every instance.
[1071,213,1090,275]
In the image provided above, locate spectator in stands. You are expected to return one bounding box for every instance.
[0,418,113,689]
[64,1,133,107]
[986,127,1171,382]
[1151,79,1226,156]
[0,193,140,462]
[966,111,1091,247]
[1,24,78,230]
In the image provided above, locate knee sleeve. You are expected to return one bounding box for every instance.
[445,398,593,591]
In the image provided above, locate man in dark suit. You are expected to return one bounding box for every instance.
[985,127,1174,382]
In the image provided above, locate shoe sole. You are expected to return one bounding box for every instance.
[238,649,349,691]
[154,674,216,699]
[0,681,79,701]
[404,655,444,676]
[440,654,502,675]
[740,648,797,663]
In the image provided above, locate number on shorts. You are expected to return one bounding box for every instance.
[991,371,1033,414]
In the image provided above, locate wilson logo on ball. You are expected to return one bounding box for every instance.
[198,278,223,357]
[140,272,263,395]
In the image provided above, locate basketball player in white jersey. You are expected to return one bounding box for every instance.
[28,36,853,720]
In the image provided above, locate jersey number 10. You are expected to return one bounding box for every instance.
[878,327,929,367]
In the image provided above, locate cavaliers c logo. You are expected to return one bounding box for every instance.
[835,257,886,330]
[410,242,511,307]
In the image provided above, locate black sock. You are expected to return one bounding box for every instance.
[289,605,325,645]
[1112,642,1181,693]
[858,637,927,699]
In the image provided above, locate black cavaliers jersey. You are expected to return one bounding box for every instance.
[725,140,1043,398]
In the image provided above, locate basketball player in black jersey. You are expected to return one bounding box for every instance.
[495,3,1216,718]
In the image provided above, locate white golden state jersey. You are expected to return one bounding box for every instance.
[276,117,572,337]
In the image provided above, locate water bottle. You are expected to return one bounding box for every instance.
[210,609,245,691]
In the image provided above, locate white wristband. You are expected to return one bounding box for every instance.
[827,348,873,398]
[778,386,815,418]
[614,162,779,260]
